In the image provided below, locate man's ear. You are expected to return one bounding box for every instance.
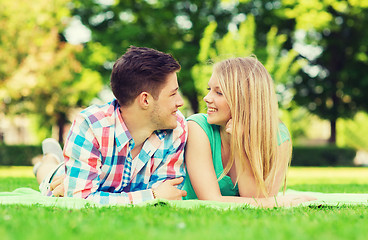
[137,92,152,109]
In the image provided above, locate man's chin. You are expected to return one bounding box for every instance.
[163,120,178,130]
[166,123,177,130]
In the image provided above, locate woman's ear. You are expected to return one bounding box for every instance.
[225,118,233,134]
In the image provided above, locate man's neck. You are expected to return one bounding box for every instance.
[120,106,154,147]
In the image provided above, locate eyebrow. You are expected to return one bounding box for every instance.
[170,87,179,93]
[208,84,221,90]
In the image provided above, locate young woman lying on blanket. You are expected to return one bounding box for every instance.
[183,56,315,207]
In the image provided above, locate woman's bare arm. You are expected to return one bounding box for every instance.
[185,121,315,207]
[185,121,225,200]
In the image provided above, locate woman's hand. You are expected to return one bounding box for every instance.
[263,194,317,208]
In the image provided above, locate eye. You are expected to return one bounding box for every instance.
[170,92,177,96]
[206,87,211,91]
[216,91,223,96]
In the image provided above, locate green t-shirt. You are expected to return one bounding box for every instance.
[183,113,290,200]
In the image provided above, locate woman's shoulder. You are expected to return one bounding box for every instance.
[187,113,210,132]
[187,113,219,138]
[187,113,208,123]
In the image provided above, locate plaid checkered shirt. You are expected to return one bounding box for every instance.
[62,99,187,205]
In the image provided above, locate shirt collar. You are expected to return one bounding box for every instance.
[112,100,133,153]
[140,130,166,157]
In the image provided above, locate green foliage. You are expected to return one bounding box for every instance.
[75,42,116,84]
[0,145,41,166]
[283,0,368,143]
[70,0,241,112]
[192,14,304,112]
[0,0,69,81]
[337,112,368,151]
[279,107,310,141]
[279,0,334,30]
[280,0,368,31]
[0,0,104,143]
[70,0,300,113]
[292,146,356,166]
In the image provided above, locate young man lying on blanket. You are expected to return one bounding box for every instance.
[34,46,188,205]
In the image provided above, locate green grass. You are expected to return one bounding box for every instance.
[1,166,368,240]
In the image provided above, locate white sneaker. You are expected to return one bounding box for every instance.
[42,138,64,163]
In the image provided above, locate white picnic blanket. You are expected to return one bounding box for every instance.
[1,188,367,209]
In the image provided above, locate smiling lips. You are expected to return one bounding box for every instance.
[207,107,218,113]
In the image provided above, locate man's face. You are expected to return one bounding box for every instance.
[150,72,184,130]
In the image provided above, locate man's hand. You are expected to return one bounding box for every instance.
[153,177,187,200]
[50,175,65,197]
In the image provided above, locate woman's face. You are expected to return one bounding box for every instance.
[203,73,231,126]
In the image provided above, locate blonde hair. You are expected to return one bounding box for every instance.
[215,56,291,197]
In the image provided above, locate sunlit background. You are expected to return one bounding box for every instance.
[1,0,368,167]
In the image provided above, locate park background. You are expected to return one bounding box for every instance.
[1,1,368,240]
[1,0,368,167]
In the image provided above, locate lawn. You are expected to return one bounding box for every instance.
[0,166,368,240]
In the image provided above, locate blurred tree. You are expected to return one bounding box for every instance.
[192,15,304,113]
[280,0,368,144]
[337,111,368,151]
[69,0,296,113]
[70,0,238,112]
[0,0,104,143]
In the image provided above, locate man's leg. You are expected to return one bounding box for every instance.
[34,154,60,184]
[33,138,64,184]
[41,138,64,163]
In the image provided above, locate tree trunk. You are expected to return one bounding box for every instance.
[57,113,66,145]
[328,119,336,144]
[189,95,199,114]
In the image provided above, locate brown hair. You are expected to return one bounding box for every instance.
[110,46,181,106]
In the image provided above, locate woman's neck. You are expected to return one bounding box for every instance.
[219,126,231,145]
[220,125,237,181]
[220,125,231,165]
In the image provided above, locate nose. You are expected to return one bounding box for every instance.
[203,92,212,103]
[176,93,184,107]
